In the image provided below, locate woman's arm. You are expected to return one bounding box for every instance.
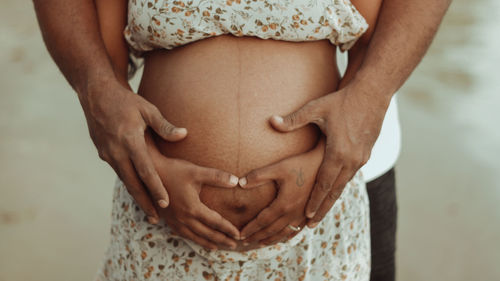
[95,0,129,86]
[340,0,383,90]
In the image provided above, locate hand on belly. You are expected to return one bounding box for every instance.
[151,132,325,252]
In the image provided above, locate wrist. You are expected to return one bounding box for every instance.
[74,58,118,97]
[346,72,393,112]
[76,70,122,111]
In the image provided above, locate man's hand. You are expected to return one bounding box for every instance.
[238,137,325,246]
[33,0,177,222]
[269,85,389,228]
[83,78,188,223]
[145,131,240,250]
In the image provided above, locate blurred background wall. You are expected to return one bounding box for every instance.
[1,0,499,280]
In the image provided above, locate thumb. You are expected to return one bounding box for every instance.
[239,163,280,189]
[269,101,316,132]
[141,102,187,142]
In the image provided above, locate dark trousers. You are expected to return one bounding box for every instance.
[366,167,397,281]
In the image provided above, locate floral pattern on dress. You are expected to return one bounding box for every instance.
[124,0,369,56]
[95,171,370,281]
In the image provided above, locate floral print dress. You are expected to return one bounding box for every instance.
[124,0,369,56]
[95,171,370,281]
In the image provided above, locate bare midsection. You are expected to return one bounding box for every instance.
[138,35,340,230]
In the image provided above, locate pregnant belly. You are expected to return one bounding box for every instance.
[138,35,340,230]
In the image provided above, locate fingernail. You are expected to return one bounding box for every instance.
[148,216,159,224]
[306,211,316,219]
[240,236,246,240]
[272,115,283,124]
[158,199,169,208]
[243,242,250,246]
[238,177,247,187]
[175,128,187,135]
[230,175,239,186]
[308,222,319,228]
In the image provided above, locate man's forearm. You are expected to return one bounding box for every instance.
[353,0,451,103]
[33,0,117,99]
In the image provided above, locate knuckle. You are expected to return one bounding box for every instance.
[141,100,156,114]
[256,219,268,228]
[319,181,331,192]
[97,150,110,162]
[212,217,224,229]
[212,170,227,183]
[177,215,189,225]
[160,120,175,136]
[328,188,343,201]
[187,167,199,181]
[333,150,346,163]
[279,204,292,213]
[262,229,274,237]
[122,131,140,147]
[347,153,361,166]
[187,207,201,218]
[246,170,260,182]
[286,111,299,127]
[361,154,370,166]
[327,190,339,201]
[137,165,154,179]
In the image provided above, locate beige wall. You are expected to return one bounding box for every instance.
[1,0,499,280]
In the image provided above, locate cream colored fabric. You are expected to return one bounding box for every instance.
[95,171,370,281]
[124,0,369,56]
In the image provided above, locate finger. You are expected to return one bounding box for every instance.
[304,146,343,219]
[238,162,281,189]
[140,101,187,142]
[245,215,291,243]
[177,224,219,250]
[128,138,170,208]
[286,220,307,241]
[307,167,354,227]
[196,204,241,240]
[240,201,283,240]
[117,158,159,224]
[259,219,305,246]
[194,166,239,188]
[269,100,319,132]
[186,219,238,249]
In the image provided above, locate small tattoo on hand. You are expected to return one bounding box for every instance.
[291,167,305,187]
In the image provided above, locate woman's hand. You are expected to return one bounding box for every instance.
[268,85,391,227]
[237,137,325,246]
[145,130,241,251]
[81,78,187,224]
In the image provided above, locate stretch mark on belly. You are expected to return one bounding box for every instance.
[236,41,242,176]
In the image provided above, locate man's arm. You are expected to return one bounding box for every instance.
[353,0,452,103]
[264,0,452,226]
[32,0,188,223]
[33,0,115,98]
